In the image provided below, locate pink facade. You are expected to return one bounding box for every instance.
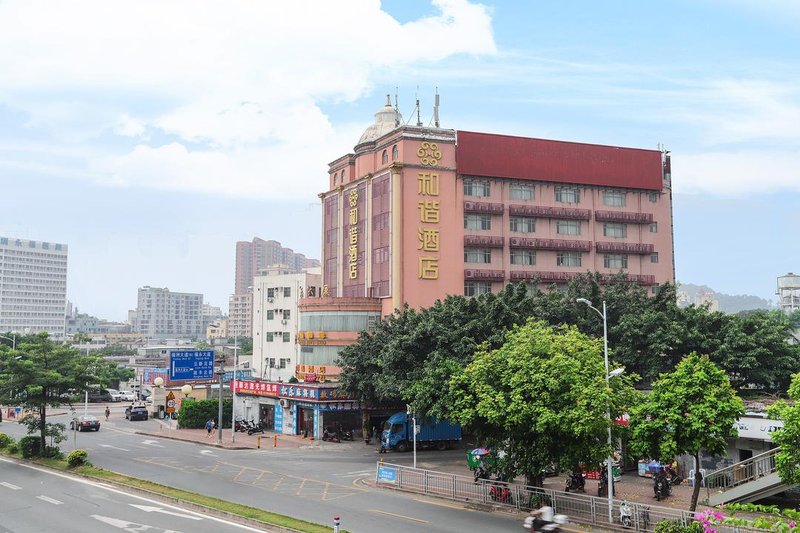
[320,102,674,317]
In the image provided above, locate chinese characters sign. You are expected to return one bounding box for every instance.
[417,154,440,280]
[169,350,215,381]
[348,188,359,280]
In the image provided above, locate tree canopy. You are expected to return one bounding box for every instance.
[444,320,638,485]
[767,372,800,486]
[630,354,744,511]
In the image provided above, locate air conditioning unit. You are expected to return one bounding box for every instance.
[279,398,291,409]
[281,319,288,325]
[267,297,273,303]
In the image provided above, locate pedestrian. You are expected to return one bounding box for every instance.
[104,406,110,421]
[205,418,214,438]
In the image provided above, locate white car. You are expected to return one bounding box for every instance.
[105,389,123,402]
[118,390,136,401]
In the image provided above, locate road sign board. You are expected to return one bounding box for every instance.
[165,391,176,414]
[376,466,397,484]
[169,350,215,381]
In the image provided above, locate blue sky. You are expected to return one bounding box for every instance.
[1,0,798,320]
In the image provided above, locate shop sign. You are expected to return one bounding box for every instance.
[348,188,359,279]
[141,367,169,385]
[296,331,327,346]
[319,401,360,411]
[318,389,350,401]
[294,364,337,379]
[279,385,320,400]
[416,150,440,281]
[233,380,280,397]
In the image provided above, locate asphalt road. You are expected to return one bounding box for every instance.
[0,456,270,533]
[0,405,523,533]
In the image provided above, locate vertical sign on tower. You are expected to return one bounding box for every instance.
[417,141,441,280]
[348,188,359,280]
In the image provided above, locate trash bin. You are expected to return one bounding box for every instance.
[157,405,165,419]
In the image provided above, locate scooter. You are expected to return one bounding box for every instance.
[322,428,340,442]
[339,429,354,441]
[247,421,265,435]
[654,471,671,501]
[565,470,585,493]
[523,514,568,531]
[619,500,633,529]
[234,419,250,432]
[489,483,513,504]
[598,469,614,497]
[474,466,490,483]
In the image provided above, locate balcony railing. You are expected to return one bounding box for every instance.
[508,238,592,252]
[463,201,504,215]
[464,269,505,281]
[595,210,654,224]
[510,271,578,282]
[595,242,655,254]
[464,235,505,248]
[508,205,591,220]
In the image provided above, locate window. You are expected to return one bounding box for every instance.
[556,252,582,267]
[464,248,491,264]
[464,281,492,296]
[282,332,290,342]
[510,249,535,265]
[555,187,580,203]
[604,254,628,269]
[381,150,388,164]
[651,252,659,263]
[267,288,275,298]
[283,287,291,297]
[464,214,491,230]
[267,310,274,320]
[509,183,534,200]
[603,223,627,238]
[464,179,490,197]
[556,220,581,235]
[392,145,398,160]
[268,358,275,368]
[603,191,626,207]
[279,358,287,369]
[650,222,658,233]
[510,216,535,233]
[648,192,659,202]
[266,332,274,342]
[283,310,290,320]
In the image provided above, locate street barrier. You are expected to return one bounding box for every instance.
[374,462,765,532]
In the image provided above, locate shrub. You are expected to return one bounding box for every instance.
[67,449,89,468]
[44,446,63,460]
[0,432,13,449]
[19,436,41,458]
[6,442,19,454]
[176,398,232,429]
[654,520,703,533]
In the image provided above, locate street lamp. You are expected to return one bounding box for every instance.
[0,334,16,350]
[215,367,225,445]
[576,298,619,524]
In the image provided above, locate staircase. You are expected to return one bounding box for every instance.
[704,448,790,506]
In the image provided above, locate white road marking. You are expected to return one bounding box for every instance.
[0,482,22,490]
[338,470,375,477]
[36,495,63,505]
[199,450,217,456]
[91,514,181,531]
[142,439,165,447]
[99,444,131,452]
[130,504,203,520]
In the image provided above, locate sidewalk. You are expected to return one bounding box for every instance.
[136,420,362,451]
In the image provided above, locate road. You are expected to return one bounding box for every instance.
[0,405,523,532]
[0,456,270,533]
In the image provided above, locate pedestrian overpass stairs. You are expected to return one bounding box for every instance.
[704,448,792,506]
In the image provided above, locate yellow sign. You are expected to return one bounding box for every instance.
[417,141,442,167]
[417,165,441,280]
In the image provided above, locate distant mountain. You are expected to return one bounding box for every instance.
[677,282,775,314]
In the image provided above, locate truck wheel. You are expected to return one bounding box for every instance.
[436,441,447,451]
[396,441,409,452]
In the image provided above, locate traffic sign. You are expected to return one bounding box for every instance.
[169,350,215,381]
[165,391,176,414]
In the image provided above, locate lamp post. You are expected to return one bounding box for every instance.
[0,334,16,350]
[216,367,225,445]
[231,334,238,443]
[576,298,617,524]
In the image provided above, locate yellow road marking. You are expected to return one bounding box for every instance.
[412,498,474,511]
[295,478,307,496]
[368,509,429,524]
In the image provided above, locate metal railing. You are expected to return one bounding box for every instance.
[704,448,779,494]
[373,462,764,532]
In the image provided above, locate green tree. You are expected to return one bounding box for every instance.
[630,354,744,511]
[445,320,638,486]
[0,333,121,454]
[767,372,800,486]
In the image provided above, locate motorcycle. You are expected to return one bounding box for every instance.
[619,500,633,529]
[489,478,513,504]
[564,470,585,493]
[234,418,251,432]
[666,466,683,485]
[474,466,490,483]
[247,421,265,435]
[339,428,354,441]
[322,428,340,442]
[654,471,671,501]
[598,469,614,497]
[523,514,568,531]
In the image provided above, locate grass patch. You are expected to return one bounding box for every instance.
[1,450,344,533]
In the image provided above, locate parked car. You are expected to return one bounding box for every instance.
[125,405,149,421]
[70,415,100,432]
[106,389,123,402]
[118,390,136,402]
[87,390,114,403]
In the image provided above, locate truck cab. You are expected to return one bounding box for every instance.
[381,411,461,452]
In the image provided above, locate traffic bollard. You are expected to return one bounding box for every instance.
[333,515,340,533]
[273,434,277,447]
[257,436,261,449]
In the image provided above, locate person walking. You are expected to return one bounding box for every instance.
[206,418,215,438]
[104,406,110,421]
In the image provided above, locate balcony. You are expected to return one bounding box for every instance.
[464,235,505,248]
[508,204,590,220]
[595,241,655,254]
[509,238,591,252]
[464,269,505,281]
[510,271,578,282]
[463,201,504,215]
[595,210,653,224]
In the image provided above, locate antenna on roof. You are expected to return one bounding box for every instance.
[394,87,400,126]
[433,87,440,128]
[415,86,422,127]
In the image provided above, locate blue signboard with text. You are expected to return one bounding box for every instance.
[376,466,397,484]
[169,350,215,381]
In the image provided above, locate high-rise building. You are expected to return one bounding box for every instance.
[235,238,320,295]
[777,273,800,313]
[0,236,68,337]
[133,286,203,340]
[228,292,252,338]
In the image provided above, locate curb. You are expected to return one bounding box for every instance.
[133,431,252,450]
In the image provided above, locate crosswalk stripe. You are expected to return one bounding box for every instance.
[36,495,63,505]
[0,482,21,490]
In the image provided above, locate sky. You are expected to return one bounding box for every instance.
[1,0,798,321]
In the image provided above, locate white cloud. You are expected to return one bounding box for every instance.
[673,150,800,196]
[0,0,496,198]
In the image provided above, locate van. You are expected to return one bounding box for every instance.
[87,389,114,403]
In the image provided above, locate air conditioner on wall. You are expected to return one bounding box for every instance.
[267,297,273,303]
[281,319,288,325]
[279,398,290,409]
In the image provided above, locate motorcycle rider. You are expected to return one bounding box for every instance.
[524,502,555,530]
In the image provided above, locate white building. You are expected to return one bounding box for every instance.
[0,236,68,338]
[777,273,800,313]
[252,268,322,382]
[133,286,203,340]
